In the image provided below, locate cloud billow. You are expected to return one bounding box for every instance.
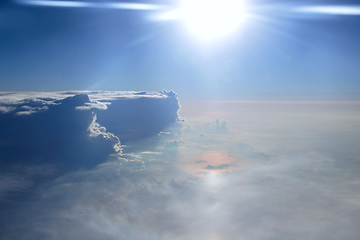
[0,90,179,172]
[94,90,180,143]
[0,90,180,212]
[0,93,116,172]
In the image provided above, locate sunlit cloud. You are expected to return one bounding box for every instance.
[180,150,242,176]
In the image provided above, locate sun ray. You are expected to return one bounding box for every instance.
[15,0,166,10]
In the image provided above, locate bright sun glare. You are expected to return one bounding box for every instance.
[178,0,247,41]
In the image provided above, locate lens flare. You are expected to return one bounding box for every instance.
[178,0,247,41]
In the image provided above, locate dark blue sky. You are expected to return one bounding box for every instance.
[1,0,360,99]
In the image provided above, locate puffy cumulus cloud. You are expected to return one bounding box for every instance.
[0,90,180,200]
[94,90,180,143]
[0,90,176,114]
[88,115,122,153]
[0,90,179,163]
[0,93,118,172]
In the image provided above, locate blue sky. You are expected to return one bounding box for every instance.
[1,0,360,99]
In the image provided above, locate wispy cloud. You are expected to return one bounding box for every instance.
[15,0,166,10]
[294,5,360,15]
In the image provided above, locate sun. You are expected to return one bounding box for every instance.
[178,0,247,41]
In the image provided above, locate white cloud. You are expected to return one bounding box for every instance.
[0,90,174,114]
[88,114,122,153]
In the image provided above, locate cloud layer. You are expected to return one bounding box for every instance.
[1,95,360,240]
